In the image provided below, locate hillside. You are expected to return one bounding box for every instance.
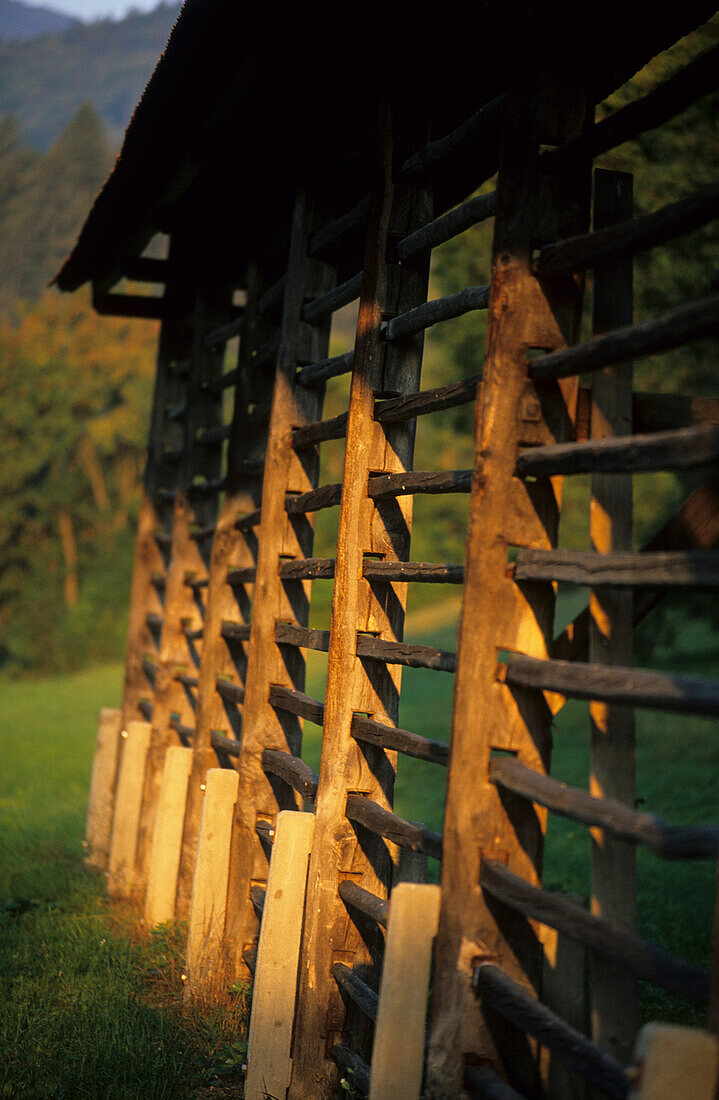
[0,0,77,41]
[0,1,180,148]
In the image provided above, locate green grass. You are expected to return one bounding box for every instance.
[0,665,249,1099]
[1,601,717,1096]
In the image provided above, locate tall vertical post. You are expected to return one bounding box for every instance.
[589,167,639,1061]
[222,192,336,980]
[288,102,432,1097]
[427,35,591,1098]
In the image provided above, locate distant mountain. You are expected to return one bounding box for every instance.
[0,0,78,41]
[0,2,180,149]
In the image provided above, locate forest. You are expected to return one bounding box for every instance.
[0,10,717,677]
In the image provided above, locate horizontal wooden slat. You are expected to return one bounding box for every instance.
[261,748,319,801]
[185,574,208,590]
[138,698,153,721]
[207,367,239,394]
[501,652,719,717]
[356,635,456,673]
[275,621,330,652]
[167,357,190,378]
[337,879,389,927]
[268,684,325,726]
[174,672,198,688]
[292,411,348,449]
[536,180,719,275]
[303,271,363,325]
[183,625,203,641]
[330,1044,371,1098]
[473,964,629,1098]
[190,524,216,541]
[374,373,482,424]
[243,944,258,975]
[480,860,709,1003]
[120,255,168,283]
[215,678,245,705]
[383,285,489,343]
[308,194,371,259]
[219,621,251,643]
[257,275,286,316]
[350,714,449,765]
[157,488,177,503]
[490,756,719,859]
[514,547,719,588]
[145,613,163,631]
[465,1066,525,1100]
[345,794,442,860]
[278,557,336,580]
[254,333,280,368]
[167,401,187,422]
[530,294,719,381]
[401,94,503,179]
[255,819,275,847]
[367,469,472,499]
[516,424,719,478]
[363,560,463,584]
[197,424,231,445]
[169,716,194,746]
[142,657,157,680]
[226,567,257,586]
[191,476,226,495]
[235,509,262,532]
[210,731,240,757]
[633,391,719,434]
[153,530,172,546]
[285,483,342,514]
[395,193,497,263]
[203,313,244,350]
[331,962,378,1021]
[250,883,266,918]
[296,350,354,388]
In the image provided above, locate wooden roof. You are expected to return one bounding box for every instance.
[55,0,717,293]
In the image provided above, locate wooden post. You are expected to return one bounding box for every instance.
[369,883,441,1100]
[539,899,589,1100]
[222,192,336,982]
[144,744,193,928]
[185,767,239,999]
[245,811,315,1100]
[426,37,591,1098]
[176,263,276,918]
[288,103,433,1096]
[85,707,122,871]
[119,236,199,731]
[589,168,639,1062]
[107,720,151,898]
[134,259,233,893]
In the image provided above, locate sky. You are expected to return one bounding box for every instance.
[22,0,171,21]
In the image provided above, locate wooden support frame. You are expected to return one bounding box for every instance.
[427,35,591,1096]
[289,101,433,1096]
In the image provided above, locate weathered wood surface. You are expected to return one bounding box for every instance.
[330,1044,371,1097]
[303,271,363,324]
[351,713,449,765]
[480,860,709,1003]
[223,191,336,987]
[367,469,472,499]
[546,42,719,171]
[530,294,719,381]
[465,1066,525,1100]
[257,274,286,316]
[473,964,628,1098]
[261,748,319,802]
[363,560,463,583]
[331,963,379,1021]
[401,94,503,180]
[292,410,348,449]
[289,105,433,1097]
[428,37,590,1095]
[355,635,456,672]
[235,508,262,532]
[177,266,274,916]
[516,423,719,477]
[374,372,482,424]
[536,179,719,275]
[92,291,169,320]
[345,794,443,861]
[274,621,330,652]
[278,557,335,580]
[210,731,240,757]
[338,879,389,927]
[308,194,371,259]
[395,191,497,263]
[85,708,122,871]
[552,473,719,666]
[514,547,719,588]
[285,482,342,513]
[490,756,719,859]
[501,652,719,716]
[268,683,325,725]
[383,285,489,342]
[296,350,354,387]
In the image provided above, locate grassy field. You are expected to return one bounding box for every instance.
[1,600,717,1096]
